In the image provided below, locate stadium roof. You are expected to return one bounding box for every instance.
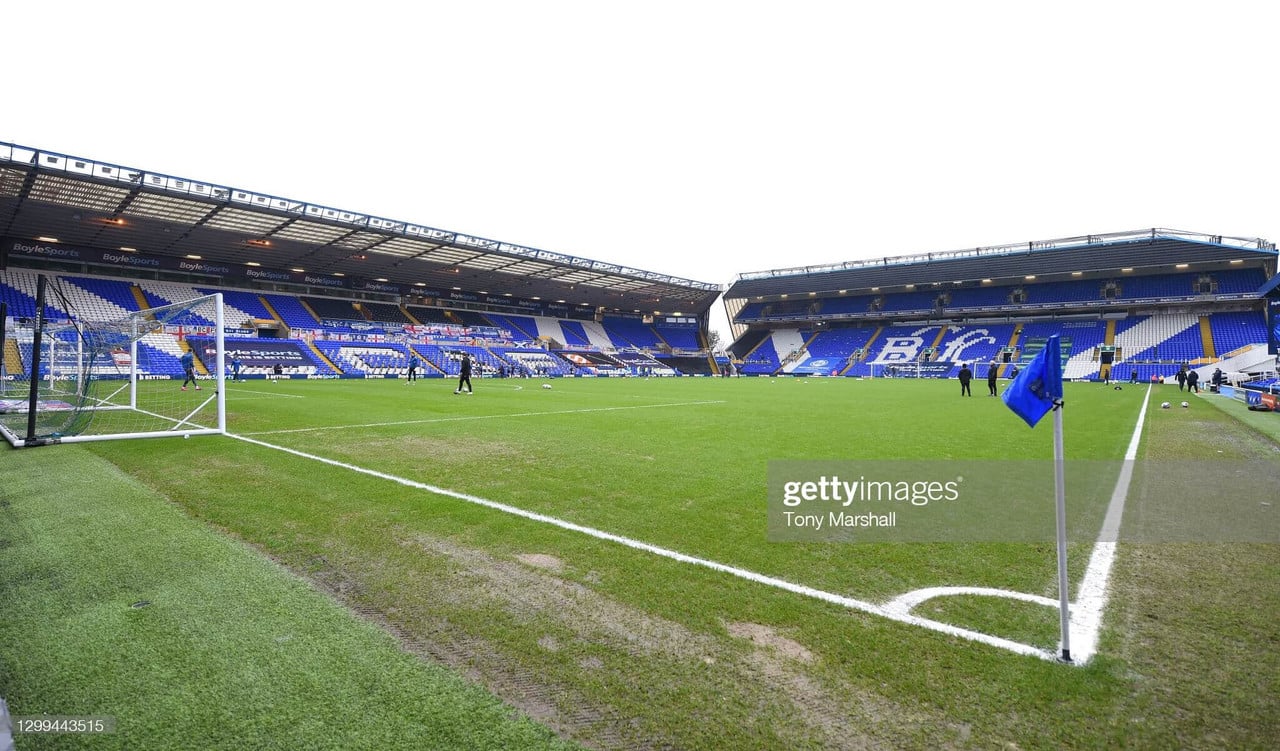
[726,228,1278,300]
[1258,272,1280,298]
[0,142,723,315]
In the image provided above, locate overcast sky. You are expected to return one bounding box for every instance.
[6,2,1278,339]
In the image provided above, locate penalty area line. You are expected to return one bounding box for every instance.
[229,431,1059,662]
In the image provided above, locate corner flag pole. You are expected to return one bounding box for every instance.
[1000,333,1070,662]
[1053,398,1071,663]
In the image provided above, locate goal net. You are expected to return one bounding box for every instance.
[0,276,226,447]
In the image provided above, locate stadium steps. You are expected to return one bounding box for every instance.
[1199,316,1216,359]
[299,298,323,323]
[3,339,21,374]
[257,296,288,332]
[401,306,422,325]
[840,325,883,375]
[308,341,342,373]
[178,339,209,375]
[130,284,150,310]
[928,326,949,350]
[998,325,1021,377]
[1104,319,1117,346]
[651,325,670,350]
[414,350,444,375]
[738,332,771,362]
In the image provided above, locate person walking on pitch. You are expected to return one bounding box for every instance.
[455,352,473,394]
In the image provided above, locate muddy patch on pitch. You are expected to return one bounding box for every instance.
[403,532,717,662]
[726,621,814,663]
[516,553,564,572]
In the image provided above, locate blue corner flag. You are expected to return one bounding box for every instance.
[1002,335,1063,427]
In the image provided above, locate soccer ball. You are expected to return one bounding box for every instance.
[542,383,553,390]
[183,433,190,439]
[1161,402,1171,409]
[1181,401,1189,408]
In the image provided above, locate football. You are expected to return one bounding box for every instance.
[542,383,553,390]
[1181,401,1189,408]
[1161,402,1171,409]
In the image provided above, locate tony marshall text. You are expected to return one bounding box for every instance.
[783,510,897,530]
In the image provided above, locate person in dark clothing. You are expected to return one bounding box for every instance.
[406,357,418,384]
[958,363,973,397]
[987,362,999,396]
[1176,367,1187,391]
[1129,367,1138,384]
[180,350,200,391]
[1186,369,1200,394]
[455,352,473,394]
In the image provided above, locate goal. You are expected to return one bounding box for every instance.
[0,275,226,447]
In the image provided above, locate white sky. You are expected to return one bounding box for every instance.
[6,2,1278,341]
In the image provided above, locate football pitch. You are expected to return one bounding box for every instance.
[3,375,1278,749]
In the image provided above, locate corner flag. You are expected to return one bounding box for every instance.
[1002,335,1063,427]
[1002,333,1073,662]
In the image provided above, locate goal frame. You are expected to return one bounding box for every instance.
[0,276,226,448]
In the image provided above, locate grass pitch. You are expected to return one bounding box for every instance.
[2,375,1277,749]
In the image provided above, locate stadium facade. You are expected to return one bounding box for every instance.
[3,141,1279,397]
[723,229,1279,389]
[1,142,725,383]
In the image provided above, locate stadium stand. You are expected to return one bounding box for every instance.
[0,268,42,318]
[654,322,702,350]
[303,296,363,323]
[361,302,413,325]
[137,281,235,327]
[1208,310,1268,355]
[484,313,538,341]
[313,342,408,376]
[405,305,454,325]
[199,287,276,323]
[558,319,591,347]
[446,310,492,328]
[263,294,322,329]
[601,316,663,349]
[1114,313,1202,363]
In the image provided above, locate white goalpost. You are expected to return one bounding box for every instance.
[0,275,226,448]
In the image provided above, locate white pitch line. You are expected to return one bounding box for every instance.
[882,385,1153,665]
[225,388,1150,665]
[1068,384,1152,664]
[228,430,1061,662]
[241,400,726,436]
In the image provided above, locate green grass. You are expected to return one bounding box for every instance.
[0,447,577,750]
[3,375,1278,749]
